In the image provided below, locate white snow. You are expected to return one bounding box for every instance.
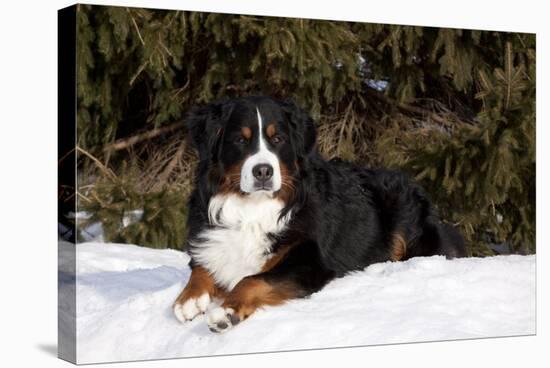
[59,241,536,364]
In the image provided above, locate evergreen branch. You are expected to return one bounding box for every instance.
[505,42,513,110]
[76,191,92,203]
[156,138,187,186]
[158,36,174,59]
[76,146,117,180]
[170,77,191,101]
[166,10,180,28]
[90,190,110,209]
[516,34,527,49]
[129,60,149,86]
[103,121,186,153]
[128,8,145,46]
[366,89,466,127]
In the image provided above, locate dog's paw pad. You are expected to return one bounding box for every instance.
[207,307,238,333]
[173,293,211,323]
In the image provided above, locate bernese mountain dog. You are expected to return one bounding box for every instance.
[173,96,466,333]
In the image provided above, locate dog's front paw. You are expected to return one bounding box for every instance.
[206,307,241,333]
[173,293,211,323]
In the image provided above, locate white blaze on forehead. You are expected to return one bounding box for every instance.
[240,107,282,193]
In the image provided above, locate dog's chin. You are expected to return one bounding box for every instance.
[240,187,277,198]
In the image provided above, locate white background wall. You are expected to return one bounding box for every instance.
[0,0,546,367]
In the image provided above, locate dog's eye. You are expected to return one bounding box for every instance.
[271,135,284,145]
[235,137,249,145]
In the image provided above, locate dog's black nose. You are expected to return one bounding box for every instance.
[252,164,273,181]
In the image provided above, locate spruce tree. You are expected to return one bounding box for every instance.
[75,4,535,254]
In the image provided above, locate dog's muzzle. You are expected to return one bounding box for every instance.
[252,163,274,190]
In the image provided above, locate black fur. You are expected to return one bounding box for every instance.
[184,96,466,296]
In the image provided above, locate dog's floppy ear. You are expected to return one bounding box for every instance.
[186,101,234,161]
[280,99,317,159]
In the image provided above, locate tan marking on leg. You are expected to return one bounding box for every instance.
[390,232,407,261]
[222,277,298,321]
[173,266,223,306]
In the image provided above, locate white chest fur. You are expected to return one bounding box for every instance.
[190,192,291,291]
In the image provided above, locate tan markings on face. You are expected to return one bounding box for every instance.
[275,161,295,205]
[266,123,276,138]
[390,232,407,261]
[241,126,252,140]
[218,161,245,195]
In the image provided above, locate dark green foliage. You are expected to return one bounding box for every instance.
[76,5,362,150]
[79,171,189,249]
[76,4,535,254]
[376,41,535,255]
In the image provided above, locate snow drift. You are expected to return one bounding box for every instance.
[58,241,535,364]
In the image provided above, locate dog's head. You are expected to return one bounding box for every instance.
[187,96,316,204]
